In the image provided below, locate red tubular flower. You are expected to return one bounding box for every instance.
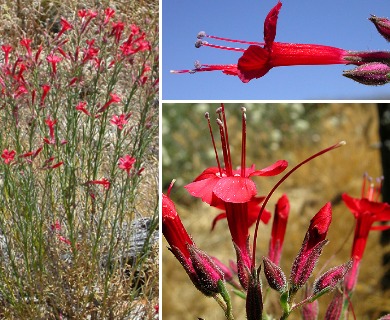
[111,22,125,43]
[1,45,13,65]
[20,38,32,57]
[163,184,225,296]
[104,8,115,25]
[110,114,128,129]
[75,101,91,116]
[268,194,290,265]
[118,155,136,175]
[97,92,121,113]
[184,105,287,289]
[172,1,390,83]
[56,17,73,39]
[87,178,111,190]
[342,174,390,292]
[1,149,16,164]
[211,196,271,231]
[40,84,50,106]
[45,115,57,143]
[46,52,62,75]
[289,202,332,293]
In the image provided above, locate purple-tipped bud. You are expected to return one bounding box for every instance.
[313,261,352,296]
[324,290,344,320]
[197,31,207,39]
[343,63,390,86]
[195,40,205,48]
[370,15,390,42]
[246,269,263,320]
[188,245,225,296]
[290,239,328,292]
[290,203,332,293]
[379,315,390,320]
[263,256,287,292]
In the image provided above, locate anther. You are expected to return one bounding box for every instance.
[194,60,202,69]
[197,31,206,39]
[195,40,205,48]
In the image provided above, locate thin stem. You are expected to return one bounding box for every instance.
[252,141,346,265]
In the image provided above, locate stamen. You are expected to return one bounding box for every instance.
[205,112,222,175]
[361,172,368,199]
[375,176,384,202]
[240,106,247,177]
[199,41,246,52]
[216,118,232,176]
[167,179,176,197]
[251,141,347,265]
[220,104,233,175]
[197,31,264,46]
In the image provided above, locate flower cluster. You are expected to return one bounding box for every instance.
[172,1,390,86]
[163,105,390,320]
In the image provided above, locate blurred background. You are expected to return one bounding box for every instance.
[162,103,389,319]
[163,0,390,100]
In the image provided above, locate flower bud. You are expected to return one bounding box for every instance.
[188,245,225,296]
[263,256,287,292]
[370,15,390,42]
[246,269,263,320]
[343,63,390,86]
[324,290,343,320]
[290,203,332,293]
[312,260,352,296]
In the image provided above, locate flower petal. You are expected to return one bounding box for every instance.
[249,160,288,177]
[213,176,257,203]
[237,45,272,83]
[263,1,282,48]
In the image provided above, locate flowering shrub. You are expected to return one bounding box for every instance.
[0,4,158,319]
[172,1,390,86]
[162,104,390,319]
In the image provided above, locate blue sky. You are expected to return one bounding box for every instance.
[162,1,390,100]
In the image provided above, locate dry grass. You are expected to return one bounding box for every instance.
[162,103,388,319]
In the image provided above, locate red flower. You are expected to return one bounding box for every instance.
[75,101,91,116]
[163,183,224,296]
[46,52,62,75]
[342,174,390,292]
[1,149,16,164]
[1,45,13,65]
[172,1,390,83]
[184,105,287,289]
[20,38,32,56]
[104,8,115,25]
[268,194,290,265]
[40,84,50,106]
[56,17,73,39]
[110,114,128,129]
[87,178,111,190]
[111,22,125,43]
[97,92,121,113]
[118,155,136,175]
[45,115,57,143]
[211,196,271,231]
